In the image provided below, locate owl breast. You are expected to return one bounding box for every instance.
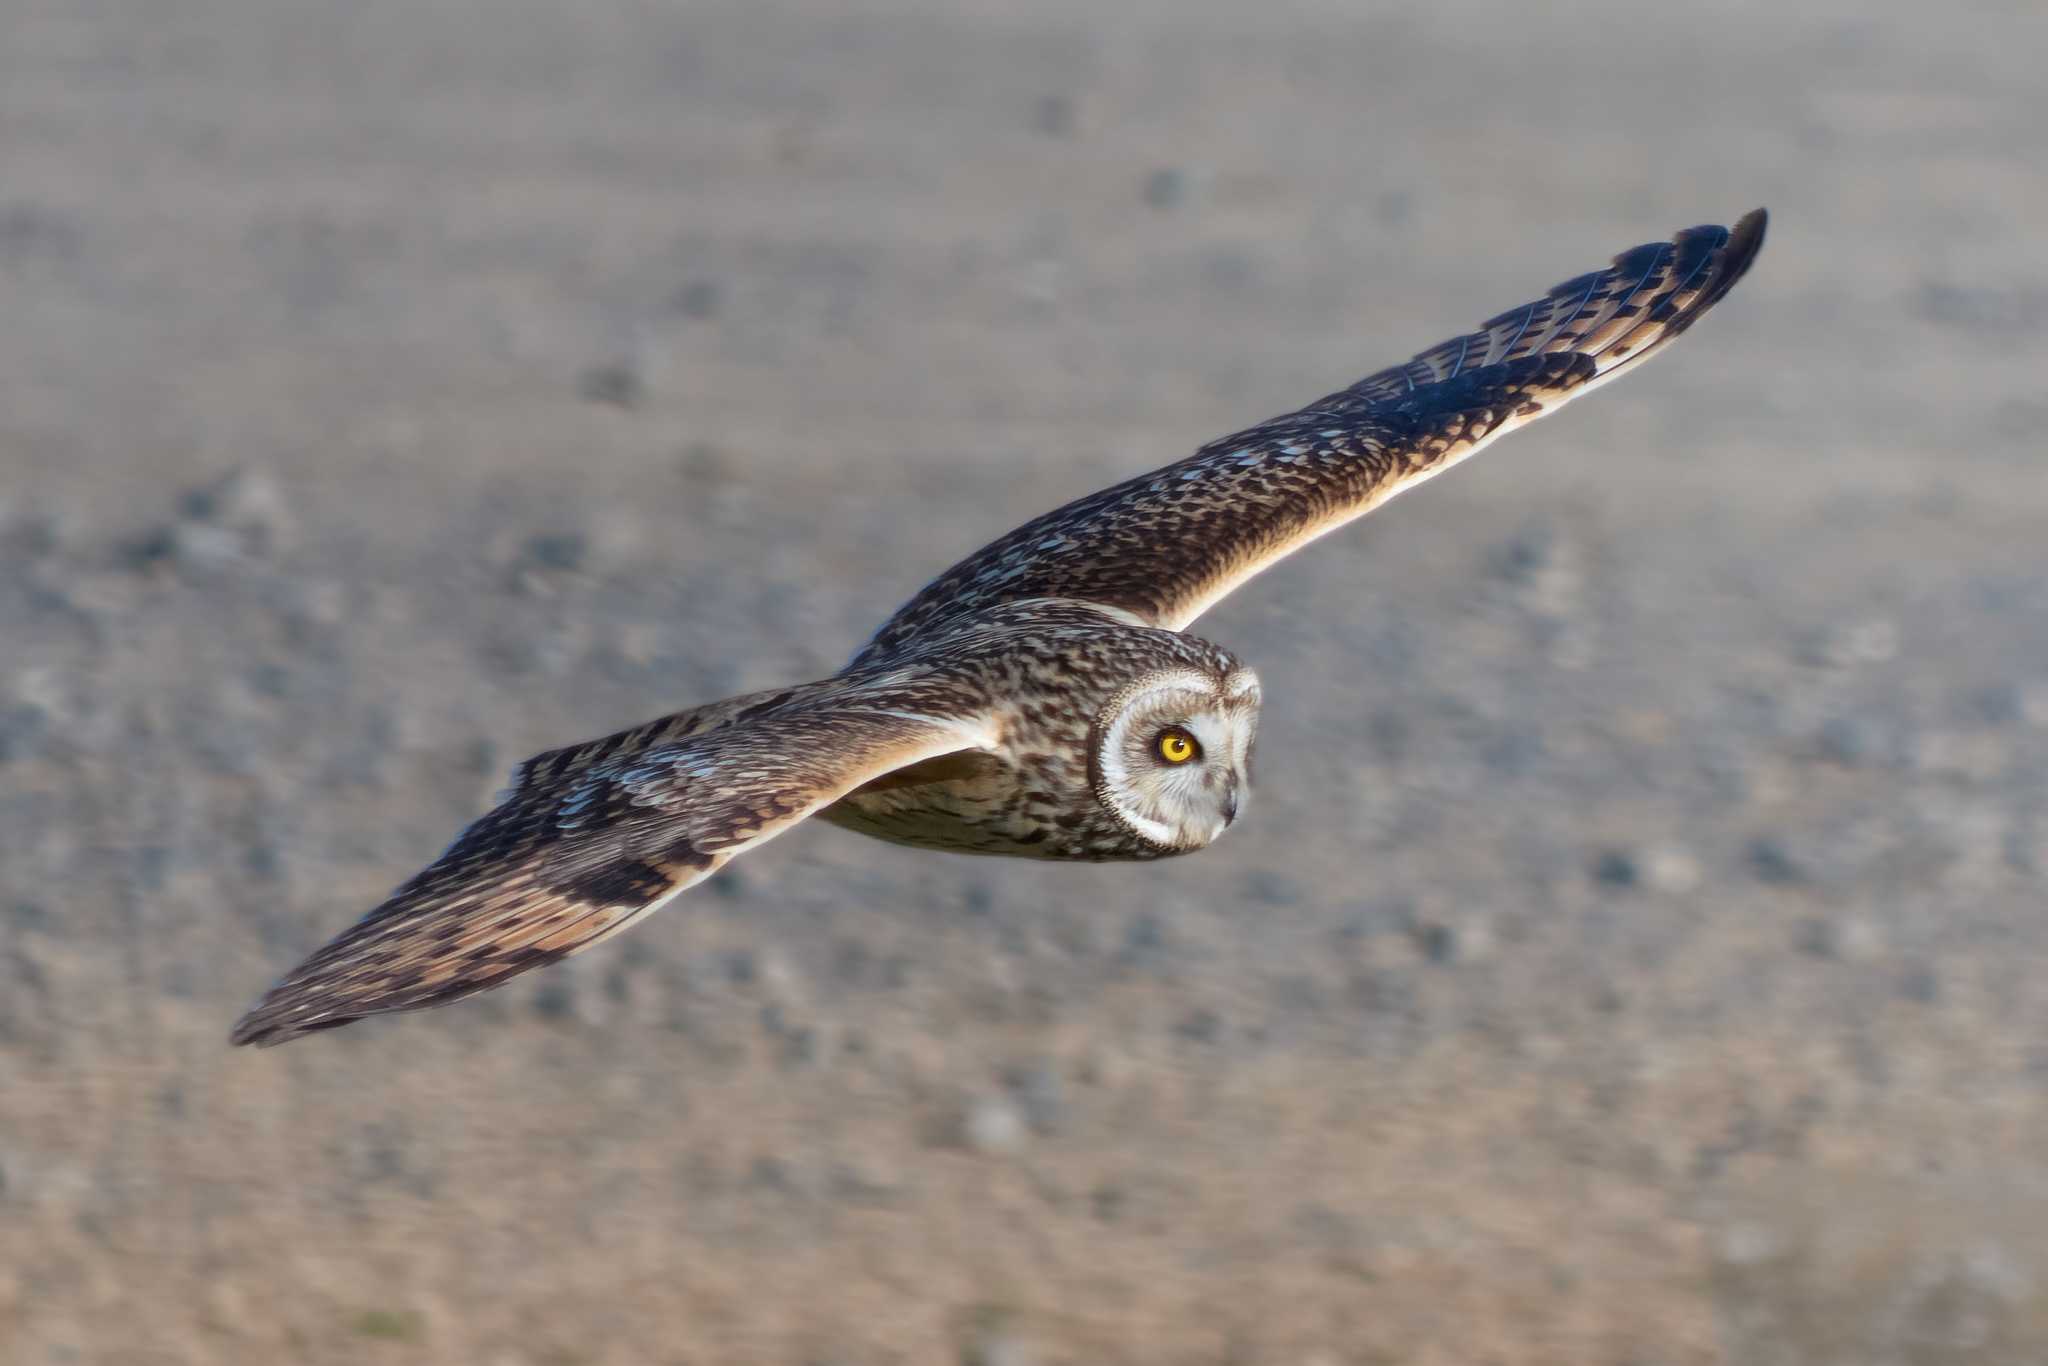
[819,726,1160,861]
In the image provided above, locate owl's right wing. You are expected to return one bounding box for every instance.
[856,210,1764,664]
[229,678,996,1046]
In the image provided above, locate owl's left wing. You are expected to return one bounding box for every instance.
[856,210,1764,663]
[229,684,995,1046]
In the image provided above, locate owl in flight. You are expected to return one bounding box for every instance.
[231,210,1766,1045]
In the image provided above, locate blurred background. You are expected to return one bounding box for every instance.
[4,1,2047,1362]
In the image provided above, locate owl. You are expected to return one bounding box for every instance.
[231,211,1766,1045]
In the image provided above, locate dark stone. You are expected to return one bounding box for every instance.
[1119,912,1167,969]
[579,362,644,408]
[1003,1061,1065,1135]
[670,279,722,319]
[1916,279,2046,337]
[1142,167,1187,209]
[522,531,588,572]
[1175,1008,1221,1044]
[1968,683,2025,726]
[1031,94,1076,137]
[827,1162,902,1208]
[1816,715,1884,766]
[1592,849,1639,889]
[778,1026,818,1067]
[747,1154,796,1193]
[0,201,81,260]
[1749,837,1805,886]
[1244,868,1303,906]
[1794,917,1835,958]
[0,703,50,762]
[1481,728,1543,777]
[1492,525,1560,583]
[7,902,50,932]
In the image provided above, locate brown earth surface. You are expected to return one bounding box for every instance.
[4,2,2048,1362]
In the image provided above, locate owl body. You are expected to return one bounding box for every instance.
[232,212,1766,1045]
[822,603,1256,861]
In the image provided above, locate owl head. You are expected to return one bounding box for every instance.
[1089,662,1261,854]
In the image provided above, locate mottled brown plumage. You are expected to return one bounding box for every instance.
[232,211,1765,1046]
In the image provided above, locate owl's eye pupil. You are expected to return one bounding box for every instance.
[1156,729,1198,764]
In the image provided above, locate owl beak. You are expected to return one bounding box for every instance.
[1222,778,1241,826]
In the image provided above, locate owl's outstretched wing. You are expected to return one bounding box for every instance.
[857,210,1765,663]
[230,682,995,1046]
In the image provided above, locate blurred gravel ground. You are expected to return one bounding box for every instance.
[3,2,2048,1362]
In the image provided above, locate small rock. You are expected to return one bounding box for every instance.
[521,532,589,573]
[1591,850,1639,889]
[1490,522,1582,615]
[352,1309,425,1343]
[1,512,65,561]
[0,201,81,260]
[1641,844,1703,894]
[2018,684,2048,729]
[1793,917,1831,958]
[129,520,243,574]
[680,441,729,481]
[180,467,295,556]
[579,362,643,409]
[1803,617,1899,668]
[1480,727,1543,776]
[0,703,50,763]
[1906,729,2006,783]
[1968,683,2026,727]
[1898,959,1940,1002]
[529,977,581,1023]
[1142,167,1188,209]
[1118,912,1168,969]
[1414,921,1458,964]
[826,1161,903,1207]
[6,902,50,932]
[1795,915,1885,962]
[1244,868,1303,906]
[1748,837,1806,886]
[1916,279,2043,336]
[1815,714,1888,766]
[964,1097,1028,1156]
[1718,1219,1789,1268]
[1003,1062,1065,1136]
[670,279,722,319]
[1030,94,1076,137]
[777,1025,820,1068]
[283,577,351,630]
[747,1154,798,1193]
[962,1330,1035,1366]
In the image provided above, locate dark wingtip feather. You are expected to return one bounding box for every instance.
[228,993,330,1047]
[1700,208,1768,311]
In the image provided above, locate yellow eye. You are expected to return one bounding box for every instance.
[1156,729,1198,764]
